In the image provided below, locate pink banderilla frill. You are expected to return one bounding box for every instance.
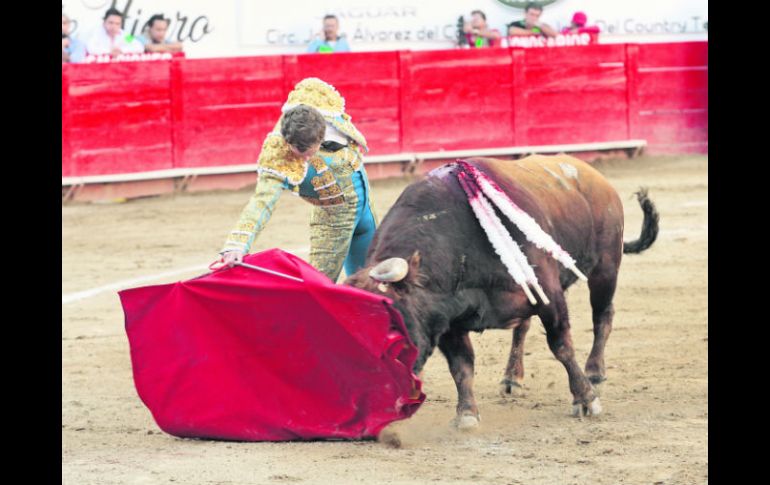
[457,160,588,283]
[456,170,546,305]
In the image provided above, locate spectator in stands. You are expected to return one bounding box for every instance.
[508,2,557,38]
[62,34,71,63]
[307,15,350,53]
[62,14,86,63]
[85,8,144,57]
[217,78,378,282]
[138,14,184,53]
[560,11,600,34]
[462,10,502,48]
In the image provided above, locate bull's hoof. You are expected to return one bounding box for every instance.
[587,374,607,385]
[499,379,525,397]
[572,397,602,417]
[452,412,481,431]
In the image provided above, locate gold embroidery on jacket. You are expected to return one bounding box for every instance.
[316,185,343,200]
[284,78,346,114]
[257,134,307,186]
[308,155,328,174]
[311,170,336,189]
[281,78,369,152]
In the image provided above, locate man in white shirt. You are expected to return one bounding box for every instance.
[85,8,144,57]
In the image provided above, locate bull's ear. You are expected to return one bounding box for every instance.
[408,250,421,274]
[407,250,424,286]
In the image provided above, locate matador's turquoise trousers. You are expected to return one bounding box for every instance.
[309,170,377,282]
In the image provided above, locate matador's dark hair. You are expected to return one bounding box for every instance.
[281,105,326,153]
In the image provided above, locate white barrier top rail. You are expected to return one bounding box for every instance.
[62,139,646,186]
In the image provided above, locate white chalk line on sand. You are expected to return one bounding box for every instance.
[62,247,310,305]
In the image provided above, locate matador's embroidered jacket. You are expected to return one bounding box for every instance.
[221,78,372,256]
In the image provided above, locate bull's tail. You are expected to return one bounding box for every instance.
[623,187,659,254]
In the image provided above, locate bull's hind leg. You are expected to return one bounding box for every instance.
[585,260,620,385]
[539,292,601,417]
[438,329,480,430]
[500,317,531,397]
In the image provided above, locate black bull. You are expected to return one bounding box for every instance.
[346,155,659,427]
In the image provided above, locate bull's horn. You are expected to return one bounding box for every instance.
[369,258,409,282]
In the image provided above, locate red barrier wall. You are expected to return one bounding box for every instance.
[285,51,403,154]
[519,44,630,146]
[635,42,708,153]
[178,56,284,169]
[404,48,514,152]
[65,62,174,176]
[61,42,707,179]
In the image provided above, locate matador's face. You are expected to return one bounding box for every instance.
[289,141,322,161]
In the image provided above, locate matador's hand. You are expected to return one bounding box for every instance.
[221,250,245,267]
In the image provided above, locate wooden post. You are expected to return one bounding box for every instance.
[62,65,72,177]
[625,44,641,141]
[169,56,185,170]
[398,50,414,154]
[282,54,300,98]
[511,48,527,147]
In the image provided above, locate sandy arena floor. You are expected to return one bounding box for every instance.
[62,155,707,485]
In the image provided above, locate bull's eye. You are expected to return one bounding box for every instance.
[377,282,389,293]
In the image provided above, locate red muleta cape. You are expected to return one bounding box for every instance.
[119,248,425,441]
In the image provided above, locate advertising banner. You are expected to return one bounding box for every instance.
[63,0,708,59]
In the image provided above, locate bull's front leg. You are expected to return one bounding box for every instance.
[438,329,480,430]
[539,293,602,417]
